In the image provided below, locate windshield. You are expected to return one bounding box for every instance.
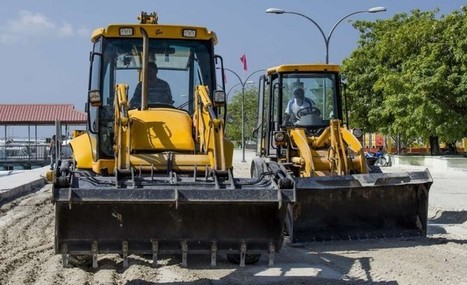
[282,72,338,127]
[88,37,215,158]
[100,38,214,113]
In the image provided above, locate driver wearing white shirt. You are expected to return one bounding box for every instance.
[284,87,314,124]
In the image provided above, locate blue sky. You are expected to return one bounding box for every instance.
[0,0,464,114]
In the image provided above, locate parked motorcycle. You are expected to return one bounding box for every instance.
[365,149,391,167]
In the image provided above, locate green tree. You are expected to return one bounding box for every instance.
[224,87,258,146]
[342,8,467,150]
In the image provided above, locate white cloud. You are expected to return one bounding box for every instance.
[0,10,88,44]
[59,22,74,37]
[77,27,91,38]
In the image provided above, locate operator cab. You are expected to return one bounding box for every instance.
[276,65,341,129]
[85,13,225,160]
[256,64,343,157]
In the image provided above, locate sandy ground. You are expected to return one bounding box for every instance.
[0,150,466,284]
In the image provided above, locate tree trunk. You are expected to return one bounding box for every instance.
[429,135,440,155]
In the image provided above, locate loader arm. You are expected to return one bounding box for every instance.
[289,119,367,176]
[193,85,227,171]
[289,129,317,176]
[114,84,131,172]
[328,119,349,174]
[312,119,367,174]
[338,124,368,174]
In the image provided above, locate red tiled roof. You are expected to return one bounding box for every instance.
[0,104,86,125]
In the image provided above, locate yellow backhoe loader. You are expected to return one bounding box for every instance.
[254,64,433,243]
[48,12,294,268]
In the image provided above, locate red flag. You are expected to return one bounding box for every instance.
[240,53,248,71]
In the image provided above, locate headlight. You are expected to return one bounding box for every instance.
[119,27,134,36]
[274,131,287,145]
[182,29,196,38]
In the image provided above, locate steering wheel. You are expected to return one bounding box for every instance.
[296,107,320,119]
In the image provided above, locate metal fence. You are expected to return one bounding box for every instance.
[0,143,50,169]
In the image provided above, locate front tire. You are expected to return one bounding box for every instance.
[227,253,261,265]
[250,158,267,179]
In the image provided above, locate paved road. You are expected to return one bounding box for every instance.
[1,151,466,219]
[0,150,466,284]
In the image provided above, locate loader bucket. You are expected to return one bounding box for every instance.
[53,180,294,267]
[286,169,433,243]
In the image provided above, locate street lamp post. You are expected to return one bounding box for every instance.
[223,68,266,162]
[227,82,244,101]
[266,7,386,63]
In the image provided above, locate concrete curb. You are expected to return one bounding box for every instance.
[392,155,467,171]
[0,177,46,204]
[0,168,48,204]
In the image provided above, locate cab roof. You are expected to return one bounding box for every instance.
[91,24,218,44]
[266,64,340,75]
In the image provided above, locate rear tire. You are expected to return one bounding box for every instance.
[227,254,261,265]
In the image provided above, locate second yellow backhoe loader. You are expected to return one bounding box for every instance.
[254,64,433,243]
[47,12,294,268]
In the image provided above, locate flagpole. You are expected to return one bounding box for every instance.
[223,54,265,162]
[240,54,248,162]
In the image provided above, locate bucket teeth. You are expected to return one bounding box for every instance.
[181,240,188,267]
[122,241,129,268]
[151,239,159,267]
[92,241,98,269]
[210,241,217,267]
[240,241,247,267]
[61,244,69,268]
[59,240,278,268]
[268,242,275,267]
